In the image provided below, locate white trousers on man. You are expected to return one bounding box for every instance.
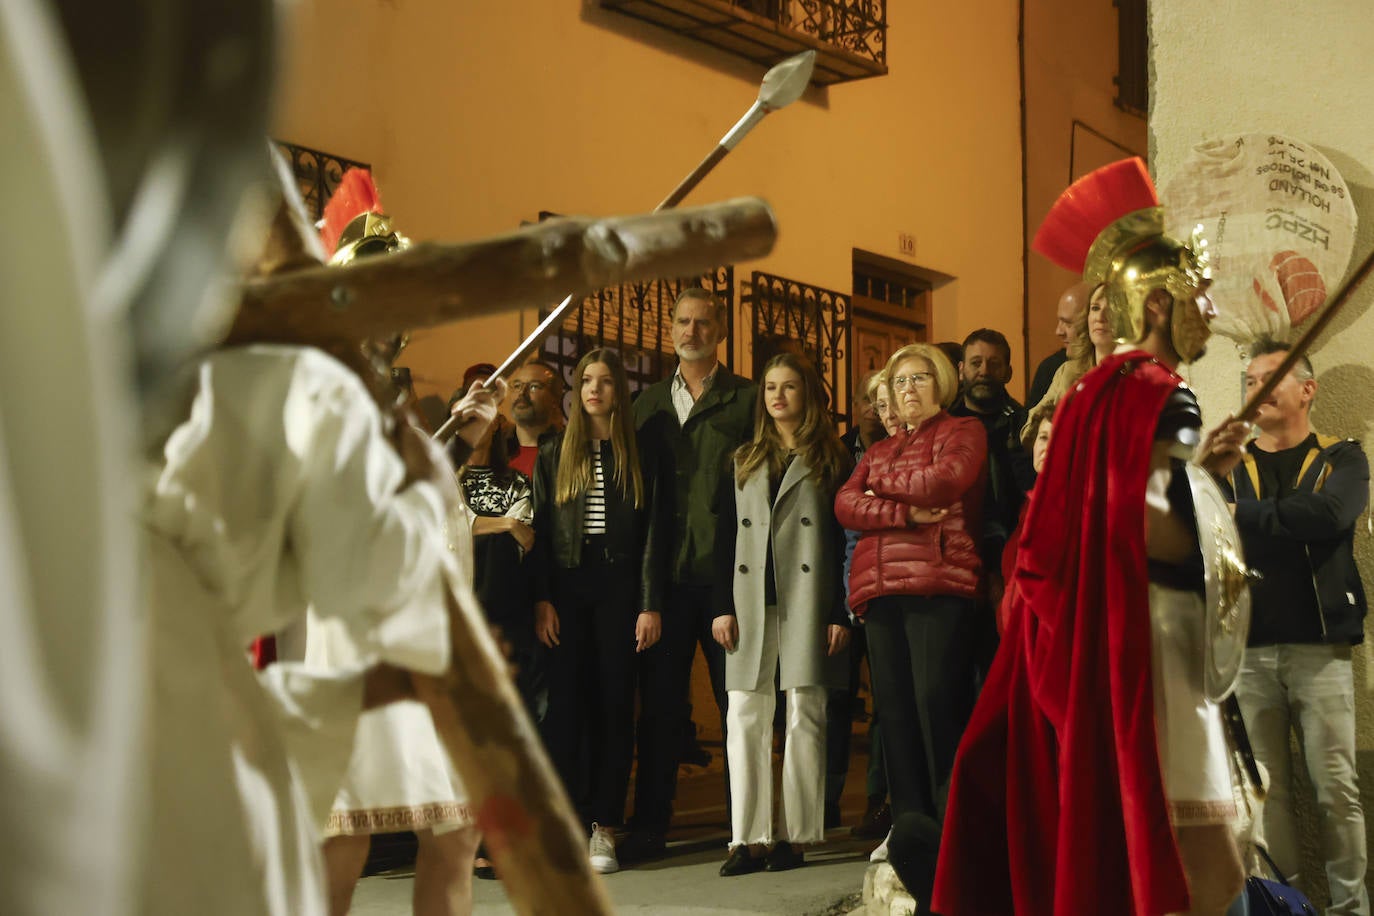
[726,605,826,848]
[1236,644,1368,916]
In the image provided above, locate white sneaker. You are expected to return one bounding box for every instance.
[590,824,619,874]
[869,828,892,863]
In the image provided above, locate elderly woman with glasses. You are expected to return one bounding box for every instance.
[833,343,987,880]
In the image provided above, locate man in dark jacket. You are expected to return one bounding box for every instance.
[1225,339,1369,914]
[624,288,756,861]
[948,329,1034,614]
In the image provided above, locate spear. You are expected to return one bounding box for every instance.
[433,48,817,444]
[1236,246,1374,421]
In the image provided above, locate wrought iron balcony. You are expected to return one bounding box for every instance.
[542,268,737,395]
[272,140,369,221]
[598,0,887,86]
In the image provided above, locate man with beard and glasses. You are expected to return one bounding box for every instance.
[949,329,1035,614]
[505,360,565,480]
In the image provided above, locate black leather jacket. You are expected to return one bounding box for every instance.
[530,430,667,612]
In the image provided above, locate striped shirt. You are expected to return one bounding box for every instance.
[584,442,607,535]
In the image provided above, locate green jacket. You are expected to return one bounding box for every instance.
[633,365,756,586]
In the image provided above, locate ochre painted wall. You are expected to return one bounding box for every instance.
[272,1,1023,399]
[1153,2,1374,902]
[1023,0,1147,388]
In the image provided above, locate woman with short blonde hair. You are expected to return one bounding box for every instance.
[834,340,987,901]
[883,343,960,412]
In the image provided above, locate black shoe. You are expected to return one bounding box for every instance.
[719,846,767,877]
[679,741,713,769]
[765,841,805,872]
[473,842,496,880]
[887,812,943,914]
[618,829,666,865]
[850,798,891,839]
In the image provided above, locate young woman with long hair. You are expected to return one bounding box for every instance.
[712,353,853,875]
[530,348,664,876]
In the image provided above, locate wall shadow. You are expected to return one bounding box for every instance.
[1309,146,1374,341]
[1311,361,1374,442]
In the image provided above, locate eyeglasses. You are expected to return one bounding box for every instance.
[891,372,934,391]
[510,381,548,395]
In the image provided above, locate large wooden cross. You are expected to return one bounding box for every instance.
[229,186,776,914]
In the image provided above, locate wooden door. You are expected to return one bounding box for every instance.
[851,298,920,398]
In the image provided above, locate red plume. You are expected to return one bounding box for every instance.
[320,168,382,256]
[1032,158,1159,274]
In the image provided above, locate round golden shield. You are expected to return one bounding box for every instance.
[1185,464,1254,702]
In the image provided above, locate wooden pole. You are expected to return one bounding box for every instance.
[411,584,614,915]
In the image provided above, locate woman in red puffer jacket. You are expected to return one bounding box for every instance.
[834,343,986,841]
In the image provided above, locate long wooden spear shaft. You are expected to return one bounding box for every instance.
[1236,246,1374,421]
[432,49,816,444]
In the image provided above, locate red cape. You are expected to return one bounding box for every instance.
[931,352,1189,916]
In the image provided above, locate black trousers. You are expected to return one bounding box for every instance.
[863,593,976,822]
[824,622,870,813]
[539,547,638,828]
[630,583,728,832]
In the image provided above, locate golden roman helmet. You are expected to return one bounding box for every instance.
[320,168,411,266]
[330,210,410,266]
[1033,158,1212,362]
[1084,207,1212,359]
[319,168,412,387]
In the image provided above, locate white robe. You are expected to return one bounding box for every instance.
[313,489,477,837]
[1,3,144,912]
[142,345,453,916]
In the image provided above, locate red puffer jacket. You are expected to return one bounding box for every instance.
[835,411,986,614]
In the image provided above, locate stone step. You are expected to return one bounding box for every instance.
[860,861,918,916]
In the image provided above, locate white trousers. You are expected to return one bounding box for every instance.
[725,605,826,847]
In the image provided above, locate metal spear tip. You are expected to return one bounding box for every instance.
[758,50,815,112]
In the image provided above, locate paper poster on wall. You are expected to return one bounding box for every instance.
[1162,133,1357,343]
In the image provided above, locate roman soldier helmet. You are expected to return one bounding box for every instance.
[319,169,411,378]
[1032,158,1212,360]
[320,168,410,265]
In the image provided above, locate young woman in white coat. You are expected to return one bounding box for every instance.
[712,353,852,876]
